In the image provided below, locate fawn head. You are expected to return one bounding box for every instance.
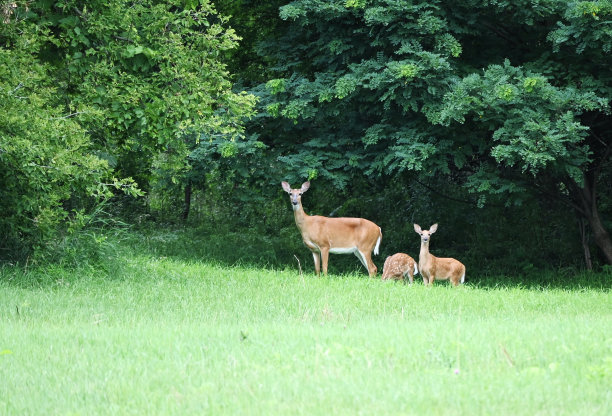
[282,181,310,208]
[414,223,438,243]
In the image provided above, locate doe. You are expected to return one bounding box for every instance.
[282,181,382,277]
[414,223,465,286]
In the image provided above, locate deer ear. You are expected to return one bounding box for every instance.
[281,181,291,193]
[430,223,438,233]
[414,224,422,234]
[301,181,310,193]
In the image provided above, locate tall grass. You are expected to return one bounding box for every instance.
[0,229,610,415]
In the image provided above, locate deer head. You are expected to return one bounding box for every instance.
[282,181,310,209]
[414,223,438,243]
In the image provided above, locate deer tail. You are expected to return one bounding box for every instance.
[374,228,382,256]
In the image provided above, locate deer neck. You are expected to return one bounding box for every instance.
[419,241,432,263]
[293,202,309,229]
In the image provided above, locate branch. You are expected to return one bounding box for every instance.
[73,7,88,21]
[10,82,23,94]
[413,178,485,207]
[591,131,609,148]
[114,35,135,44]
[591,132,611,179]
[532,180,587,217]
[50,111,88,120]
[328,205,343,217]
[481,21,523,48]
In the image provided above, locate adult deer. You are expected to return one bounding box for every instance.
[414,223,465,286]
[382,253,419,284]
[282,181,382,277]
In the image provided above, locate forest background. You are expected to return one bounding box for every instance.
[1,0,611,278]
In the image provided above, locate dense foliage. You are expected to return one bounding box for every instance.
[0,0,254,259]
[233,0,612,268]
[0,7,138,257]
[1,0,611,273]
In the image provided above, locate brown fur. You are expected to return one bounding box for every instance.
[382,253,418,284]
[282,181,382,277]
[414,223,466,286]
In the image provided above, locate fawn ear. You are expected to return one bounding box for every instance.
[281,182,291,193]
[300,181,311,193]
[414,224,422,234]
[430,223,438,234]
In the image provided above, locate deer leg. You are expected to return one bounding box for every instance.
[320,247,330,276]
[451,274,460,286]
[360,250,377,277]
[354,250,368,270]
[312,252,321,277]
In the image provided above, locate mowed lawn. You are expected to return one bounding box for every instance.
[1,252,610,415]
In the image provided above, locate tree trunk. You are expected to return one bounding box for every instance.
[586,206,612,265]
[183,181,192,221]
[574,174,612,265]
[578,217,593,270]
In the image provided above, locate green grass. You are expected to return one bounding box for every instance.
[1,233,611,415]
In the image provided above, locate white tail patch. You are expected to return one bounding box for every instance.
[413,263,419,276]
[373,229,382,255]
[461,273,465,284]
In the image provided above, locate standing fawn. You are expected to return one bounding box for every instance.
[282,181,382,277]
[382,253,419,284]
[414,223,466,286]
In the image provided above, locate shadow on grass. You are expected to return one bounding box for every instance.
[1,225,610,291]
[133,226,612,291]
[127,224,378,274]
[465,272,612,291]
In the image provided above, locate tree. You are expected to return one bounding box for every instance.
[0,4,137,258]
[213,0,288,86]
[0,0,256,256]
[430,62,610,265]
[33,0,256,192]
[431,0,612,265]
[245,0,612,265]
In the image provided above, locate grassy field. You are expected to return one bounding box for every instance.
[1,232,611,415]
